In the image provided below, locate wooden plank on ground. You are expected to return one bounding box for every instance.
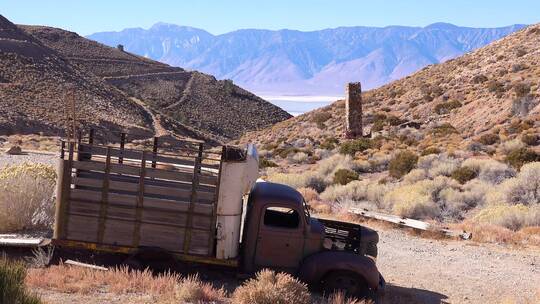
[349,208,472,240]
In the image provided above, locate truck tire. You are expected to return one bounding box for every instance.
[321,270,371,300]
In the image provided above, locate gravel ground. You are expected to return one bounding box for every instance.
[0,151,57,169]
[374,224,540,303]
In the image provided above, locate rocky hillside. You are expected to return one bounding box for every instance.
[240,24,540,149]
[21,24,291,142]
[0,15,153,138]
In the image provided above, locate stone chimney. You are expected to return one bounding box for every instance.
[117,44,124,52]
[345,82,363,138]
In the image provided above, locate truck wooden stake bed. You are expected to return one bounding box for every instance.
[53,136,385,300]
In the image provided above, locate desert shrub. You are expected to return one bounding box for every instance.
[487,80,506,93]
[267,171,326,192]
[371,119,385,132]
[451,167,477,184]
[421,147,440,156]
[259,157,278,168]
[417,154,461,178]
[439,179,491,218]
[431,123,458,136]
[384,177,460,219]
[333,169,359,185]
[275,146,299,159]
[500,138,525,155]
[368,153,392,172]
[497,162,540,206]
[290,152,309,164]
[471,74,488,84]
[511,63,527,72]
[515,48,527,57]
[339,139,372,156]
[383,181,439,218]
[386,115,405,126]
[434,100,462,115]
[478,133,499,145]
[521,134,539,146]
[389,151,418,178]
[320,179,391,209]
[513,82,531,98]
[262,142,279,151]
[0,258,41,304]
[505,148,539,169]
[511,95,538,116]
[403,169,427,184]
[474,204,531,231]
[461,158,515,184]
[297,187,319,202]
[0,163,57,232]
[312,112,332,129]
[269,154,357,192]
[232,269,310,304]
[174,274,227,303]
[320,137,339,150]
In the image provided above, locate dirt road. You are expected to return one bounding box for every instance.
[373,224,540,303]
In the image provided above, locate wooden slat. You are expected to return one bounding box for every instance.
[109,163,141,175]
[145,167,193,183]
[97,148,111,243]
[183,143,203,253]
[66,215,99,243]
[73,176,139,193]
[132,152,146,247]
[72,160,106,172]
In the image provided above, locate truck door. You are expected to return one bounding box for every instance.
[254,205,304,271]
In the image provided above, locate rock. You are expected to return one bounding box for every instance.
[5,145,23,155]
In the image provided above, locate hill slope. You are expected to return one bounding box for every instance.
[88,23,526,95]
[240,24,540,147]
[20,24,291,142]
[0,15,154,138]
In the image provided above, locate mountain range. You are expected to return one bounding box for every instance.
[88,23,526,95]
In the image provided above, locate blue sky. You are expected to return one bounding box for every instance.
[3,0,540,35]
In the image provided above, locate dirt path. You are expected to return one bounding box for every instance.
[129,97,169,137]
[371,224,540,303]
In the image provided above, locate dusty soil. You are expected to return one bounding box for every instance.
[373,224,540,303]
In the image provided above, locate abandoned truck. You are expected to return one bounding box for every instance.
[52,135,385,299]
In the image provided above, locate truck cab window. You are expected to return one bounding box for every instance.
[264,207,300,229]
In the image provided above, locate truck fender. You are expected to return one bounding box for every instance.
[298,251,380,290]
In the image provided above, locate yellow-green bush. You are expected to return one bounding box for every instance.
[473,204,530,231]
[0,163,57,232]
[333,169,359,185]
[232,269,311,304]
[389,151,418,178]
[451,166,477,184]
[384,181,440,218]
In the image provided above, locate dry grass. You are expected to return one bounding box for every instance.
[0,162,57,232]
[1,257,41,304]
[26,264,227,303]
[456,221,540,247]
[232,269,311,304]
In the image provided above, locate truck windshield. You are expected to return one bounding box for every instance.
[302,199,310,223]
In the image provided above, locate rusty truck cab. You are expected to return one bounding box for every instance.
[241,182,323,274]
[240,182,384,299]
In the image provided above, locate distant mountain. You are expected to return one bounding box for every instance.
[88,23,526,95]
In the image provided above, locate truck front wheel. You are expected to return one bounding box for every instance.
[321,270,371,299]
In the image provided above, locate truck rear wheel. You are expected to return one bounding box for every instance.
[321,270,371,299]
